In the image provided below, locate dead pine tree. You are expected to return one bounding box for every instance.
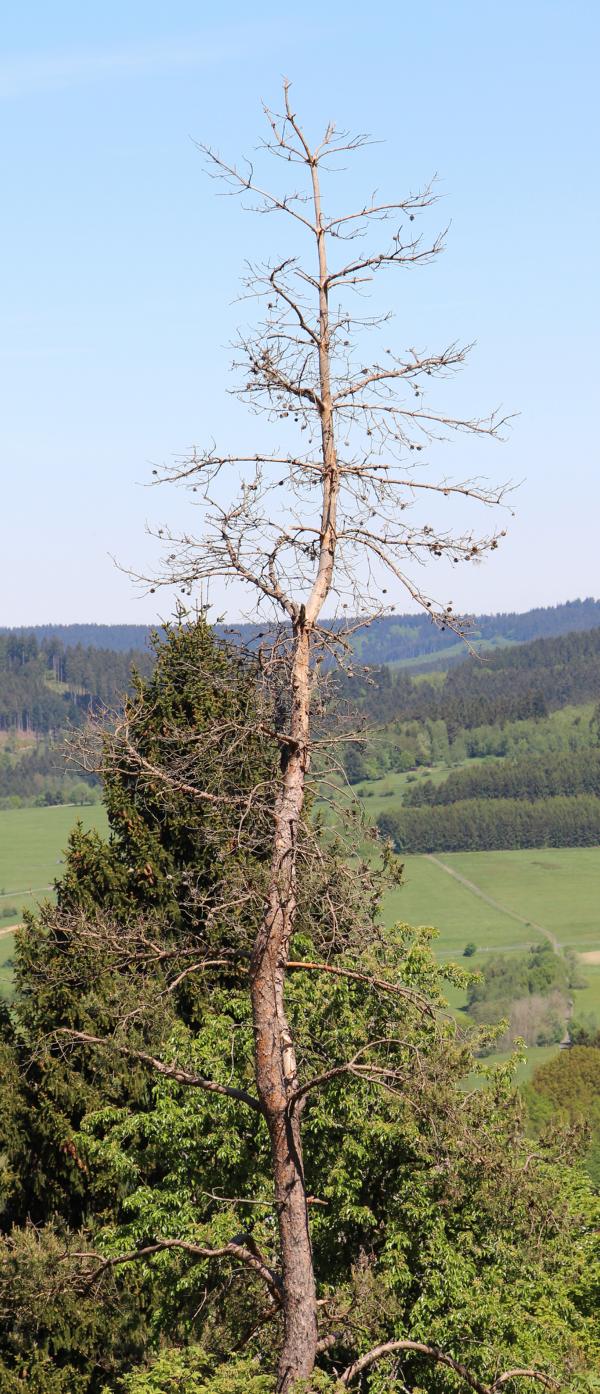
[138,84,516,1390]
[37,88,573,1387]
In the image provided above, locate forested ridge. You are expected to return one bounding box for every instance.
[346,624,600,730]
[331,625,600,853]
[3,595,598,663]
[0,635,154,807]
[0,633,152,736]
[3,609,598,746]
[5,618,600,818]
[4,609,599,743]
[0,624,153,654]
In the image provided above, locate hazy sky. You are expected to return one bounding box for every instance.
[2,1,598,625]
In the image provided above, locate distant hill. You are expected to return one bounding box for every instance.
[3,603,600,814]
[343,622,600,854]
[0,631,154,808]
[2,598,599,667]
[0,623,153,653]
[341,597,600,668]
[348,623,600,731]
[0,631,153,744]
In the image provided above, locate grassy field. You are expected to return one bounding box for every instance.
[321,764,600,1080]
[385,847,600,954]
[1,804,598,1084]
[384,846,600,1080]
[356,760,489,820]
[384,635,517,673]
[0,804,108,996]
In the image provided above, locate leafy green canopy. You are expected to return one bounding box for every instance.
[525,1045,600,1188]
[0,618,598,1393]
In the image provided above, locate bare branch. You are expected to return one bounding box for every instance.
[341,1340,557,1392]
[122,83,524,1393]
[326,228,447,286]
[196,141,316,232]
[56,1029,264,1116]
[74,1238,282,1305]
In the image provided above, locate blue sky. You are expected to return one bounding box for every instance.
[1,1,598,624]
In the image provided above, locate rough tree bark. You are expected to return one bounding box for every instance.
[249,125,341,1384]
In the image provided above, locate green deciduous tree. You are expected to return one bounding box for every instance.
[525,1045,600,1188]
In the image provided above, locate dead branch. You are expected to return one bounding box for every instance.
[115,82,519,1392]
[74,1237,282,1306]
[55,1028,264,1115]
[341,1339,558,1392]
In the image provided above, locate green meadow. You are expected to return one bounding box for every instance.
[385,846,600,1080]
[385,847,600,956]
[0,804,108,996]
[0,805,598,1084]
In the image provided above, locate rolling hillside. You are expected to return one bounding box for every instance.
[3,596,599,665]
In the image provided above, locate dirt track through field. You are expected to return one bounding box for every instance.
[0,885,52,901]
[424,854,561,953]
[0,924,20,939]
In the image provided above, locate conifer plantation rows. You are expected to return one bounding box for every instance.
[339,628,600,853]
[405,750,600,806]
[379,794,600,854]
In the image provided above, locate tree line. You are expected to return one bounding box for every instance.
[0,623,152,653]
[378,792,600,852]
[344,624,600,732]
[0,743,99,808]
[405,748,600,806]
[4,596,599,665]
[0,633,152,736]
[464,943,583,1053]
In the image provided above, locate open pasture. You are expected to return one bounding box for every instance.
[0,804,108,997]
[0,804,108,927]
[1,806,598,1072]
[386,847,600,954]
[384,846,600,1077]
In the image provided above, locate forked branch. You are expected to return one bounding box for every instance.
[75,1237,282,1306]
[341,1340,558,1393]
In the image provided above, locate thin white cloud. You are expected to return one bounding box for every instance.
[0,27,301,100]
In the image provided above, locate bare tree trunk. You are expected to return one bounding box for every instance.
[250,627,318,1389]
[147,85,510,1387]
[248,122,342,1387]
